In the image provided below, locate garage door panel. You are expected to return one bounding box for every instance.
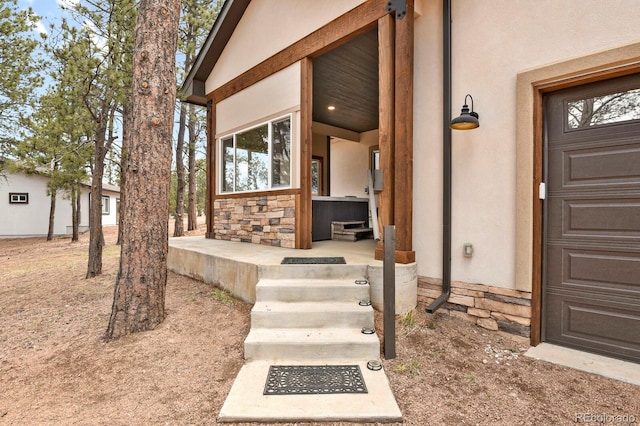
[545,293,640,362]
[547,245,640,296]
[547,196,640,240]
[548,141,640,189]
[544,73,640,363]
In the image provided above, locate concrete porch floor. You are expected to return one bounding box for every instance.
[169,236,381,266]
[168,236,417,313]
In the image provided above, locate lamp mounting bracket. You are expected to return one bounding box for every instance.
[385,0,407,20]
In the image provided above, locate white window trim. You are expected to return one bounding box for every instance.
[9,193,29,204]
[219,114,292,194]
[101,195,110,215]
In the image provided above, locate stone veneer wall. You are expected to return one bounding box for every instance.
[213,194,296,248]
[418,277,532,337]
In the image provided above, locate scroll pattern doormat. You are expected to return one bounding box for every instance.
[263,365,368,395]
[281,257,346,265]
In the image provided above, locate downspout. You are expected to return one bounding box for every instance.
[426,0,452,313]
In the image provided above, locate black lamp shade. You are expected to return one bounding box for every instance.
[450,95,479,130]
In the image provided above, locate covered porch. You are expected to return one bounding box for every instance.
[168,235,416,314]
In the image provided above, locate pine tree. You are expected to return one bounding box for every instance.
[174,0,220,235]
[0,0,44,159]
[105,0,182,339]
[62,0,137,277]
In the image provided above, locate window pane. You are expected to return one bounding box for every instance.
[236,124,269,191]
[271,117,291,188]
[222,137,234,192]
[567,87,640,129]
[101,196,110,214]
[311,159,319,195]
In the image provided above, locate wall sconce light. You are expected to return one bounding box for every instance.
[450,94,479,130]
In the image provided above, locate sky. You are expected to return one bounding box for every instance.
[18,0,78,35]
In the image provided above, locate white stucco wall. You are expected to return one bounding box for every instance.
[206,0,366,93]
[216,62,301,136]
[329,130,378,198]
[413,0,640,290]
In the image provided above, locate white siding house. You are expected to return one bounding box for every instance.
[0,171,120,238]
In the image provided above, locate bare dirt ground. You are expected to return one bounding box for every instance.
[1,224,639,425]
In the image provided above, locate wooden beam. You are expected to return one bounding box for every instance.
[393,0,415,263]
[206,100,215,238]
[212,0,389,103]
[375,13,395,261]
[297,57,313,249]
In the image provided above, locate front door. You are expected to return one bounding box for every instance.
[542,73,640,362]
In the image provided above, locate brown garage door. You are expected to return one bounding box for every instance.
[543,73,640,363]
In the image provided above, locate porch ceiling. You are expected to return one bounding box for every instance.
[312,29,379,134]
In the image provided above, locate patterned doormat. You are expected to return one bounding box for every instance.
[281,257,346,264]
[263,365,368,395]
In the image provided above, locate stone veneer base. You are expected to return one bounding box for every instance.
[213,194,296,248]
[418,276,532,337]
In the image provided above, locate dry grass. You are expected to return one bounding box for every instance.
[1,222,639,425]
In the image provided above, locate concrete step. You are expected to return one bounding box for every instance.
[258,264,368,280]
[244,328,380,361]
[251,301,374,329]
[256,278,370,302]
[218,360,402,423]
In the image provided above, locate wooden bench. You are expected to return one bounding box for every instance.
[331,221,373,241]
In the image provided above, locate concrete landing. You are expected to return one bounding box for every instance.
[525,343,640,386]
[218,360,403,423]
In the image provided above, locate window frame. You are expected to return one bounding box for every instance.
[101,195,110,215]
[9,193,29,204]
[219,114,292,194]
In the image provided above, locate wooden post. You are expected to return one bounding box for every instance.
[375,13,395,261]
[297,57,313,249]
[206,99,215,238]
[393,0,415,264]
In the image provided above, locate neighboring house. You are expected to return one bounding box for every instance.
[182,0,640,363]
[0,170,120,238]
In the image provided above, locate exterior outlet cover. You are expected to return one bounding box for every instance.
[463,243,473,257]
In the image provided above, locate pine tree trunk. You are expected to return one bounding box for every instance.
[117,102,132,247]
[187,104,197,230]
[106,0,181,340]
[72,187,80,242]
[174,102,186,237]
[47,190,56,241]
[86,124,107,278]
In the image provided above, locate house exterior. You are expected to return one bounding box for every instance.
[183,0,640,363]
[0,170,120,238]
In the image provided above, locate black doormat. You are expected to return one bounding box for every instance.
[263,365,368,395]
[281,257,346,265]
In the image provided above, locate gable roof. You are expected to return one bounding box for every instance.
[181,0,250,106]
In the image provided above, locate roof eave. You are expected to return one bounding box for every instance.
[181,0,251,106]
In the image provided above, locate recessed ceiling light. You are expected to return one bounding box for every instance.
[327,105,336,111]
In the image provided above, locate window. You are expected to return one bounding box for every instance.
[9,193,28,204]
[567,87,640,129]
[221,115,291,193]
[311,157,322,195]
[101,196,110,215]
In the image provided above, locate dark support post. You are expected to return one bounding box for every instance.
[383,225,396,359]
